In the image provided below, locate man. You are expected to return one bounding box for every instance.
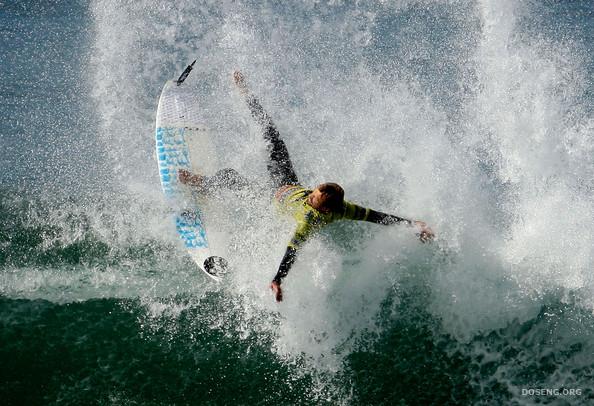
[180,71,435,302]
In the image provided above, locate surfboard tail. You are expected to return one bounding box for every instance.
[203,256,229,281]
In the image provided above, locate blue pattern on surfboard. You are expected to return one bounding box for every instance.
[156,127,192,197]
[176,210,208,248]
[156,126,208,249]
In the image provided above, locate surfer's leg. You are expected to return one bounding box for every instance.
[246,96,299,189]
[205,168,250,191]
[179,169,249,193]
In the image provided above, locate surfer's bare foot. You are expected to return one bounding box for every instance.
[178,169,203,187]
[270,281,283,302]
[233,70,248,94]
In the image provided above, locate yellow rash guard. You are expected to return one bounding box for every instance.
[271,184,412,284]
[275,185,372,249]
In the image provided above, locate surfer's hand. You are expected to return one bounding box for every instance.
[233,70,248,94]
[414,220,435,243]
[270,281,283,302]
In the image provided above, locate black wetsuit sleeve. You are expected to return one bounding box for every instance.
[272,246,298,284]
[342,201,412,226]
[365,209,413,226]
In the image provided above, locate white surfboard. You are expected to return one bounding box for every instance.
[155,61,228,281]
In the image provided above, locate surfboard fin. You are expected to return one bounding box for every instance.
[176,60,196,86]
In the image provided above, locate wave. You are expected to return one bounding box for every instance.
[2,0,594,403]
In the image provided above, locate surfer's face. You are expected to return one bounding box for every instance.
[308,188,330,213]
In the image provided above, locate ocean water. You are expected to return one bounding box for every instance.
[1,0,594,404]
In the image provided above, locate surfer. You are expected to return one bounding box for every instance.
[179,71,435,302]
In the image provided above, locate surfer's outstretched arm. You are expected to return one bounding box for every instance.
[269,246,300,303]
[272,247,297,282]
[365,210,434,242]
[233,71,299,190]
[269,222,315,302]
[342,201,435,242]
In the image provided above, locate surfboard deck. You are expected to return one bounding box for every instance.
[155,66,228,281]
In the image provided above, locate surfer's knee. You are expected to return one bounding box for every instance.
[216,168,248,190]
[217,168,240,179]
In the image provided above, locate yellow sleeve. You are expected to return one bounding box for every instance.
[287,221,314,250]
[341,200,371,221]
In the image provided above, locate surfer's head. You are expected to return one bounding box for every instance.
[308,183,344,213]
